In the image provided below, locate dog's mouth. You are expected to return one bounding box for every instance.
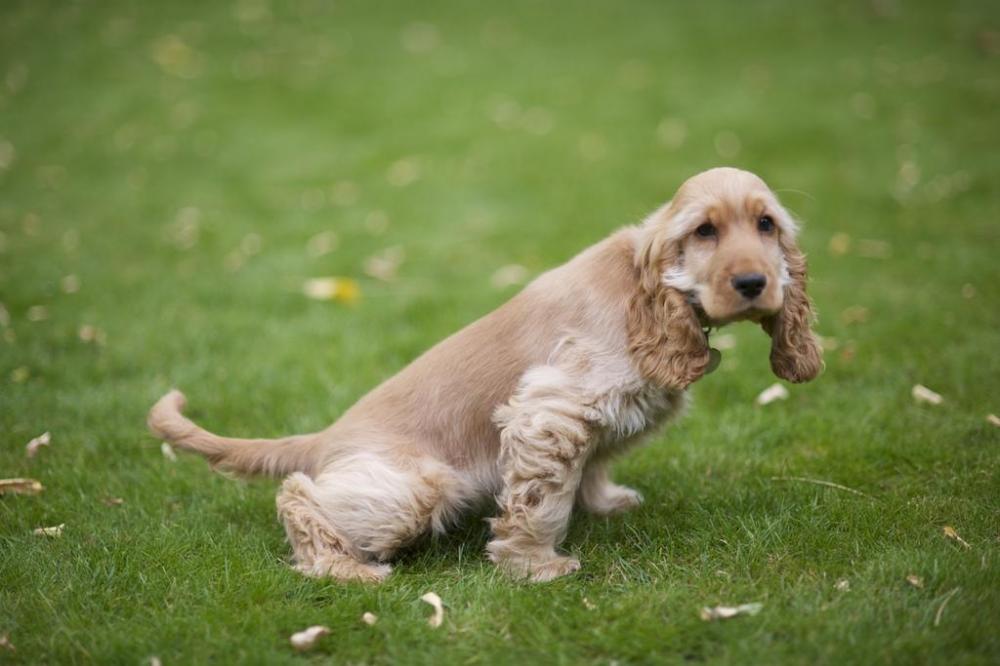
[689,294,777,327]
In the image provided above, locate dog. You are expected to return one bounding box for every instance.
[148,166,822,583]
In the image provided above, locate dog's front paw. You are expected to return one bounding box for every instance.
[582,483,644,516]
[529,556,581,583]
[487,542,582,583]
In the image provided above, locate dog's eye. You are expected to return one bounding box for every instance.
[758,215,775,233]
[695,223,716,238]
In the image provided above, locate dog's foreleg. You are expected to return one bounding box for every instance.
[488,373,595,582]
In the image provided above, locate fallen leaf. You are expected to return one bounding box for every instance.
[835,578,850,591]
[33,523,64,537]
[712,333,737,350]
[0,634,14,653]
[491,264,529,289]
[700,602,763,621]
[817,335,839,351]
[0,478,44,495]
[986,414,1000,428]
[912,384,943,406]
[756,383,789,406]
[582,597,596,610]
[161,442,178,462]
[78,324,108,345]
[61,274,80,293]
[361,612,378,626]
[857,239,891,259]
[906,574,924,588]
[421,591,444,628]
[840,305,870,325]
[27,305,48,322]
[289,625,330,651]
[839,343,856,363]
[386,157,420,187]
[943,525,971,549]
[828,232,851,256]
[25,431,51,458]
[102,496,125,507]
[303,277,361,304]
[364,246,405,282]
[306,231,338,258]
[149,657,162,666]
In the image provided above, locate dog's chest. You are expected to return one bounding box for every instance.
[585,374,684,450]
[556,337,687,450]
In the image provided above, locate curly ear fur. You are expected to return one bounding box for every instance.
[761,236,823,383]
[626,227,710,391]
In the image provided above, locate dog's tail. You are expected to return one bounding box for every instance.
[147,390,325,477]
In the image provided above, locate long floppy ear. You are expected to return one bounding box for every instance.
[626,222,710,390]
[760,234,823,382]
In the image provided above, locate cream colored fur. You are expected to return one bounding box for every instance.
[148,167,821,583]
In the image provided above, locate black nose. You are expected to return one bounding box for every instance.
[731,273,767,299]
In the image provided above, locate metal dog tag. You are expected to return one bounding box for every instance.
[705,347,722,375]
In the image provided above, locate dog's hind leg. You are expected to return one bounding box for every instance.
[277,452,471,583]
[276,472,392,583]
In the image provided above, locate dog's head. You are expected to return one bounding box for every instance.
[629,167,822,389]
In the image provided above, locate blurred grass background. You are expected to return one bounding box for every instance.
[1,0,998,663]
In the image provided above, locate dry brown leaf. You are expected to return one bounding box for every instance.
[0,478,44,495]
[712,333,737,350]
[361,612,378,626]
[0,634,14,653]
[386,157,420,187]
[700,602,763,621]
[840,305,870,325]
[986,414,1000,428]
[25,431,51,458]
[817,335,840,351]
[828,232,851,256]
[943,525,971,549]
[906,574,924,588]
[912,384,943,406]
[161,442,178,462]
[27,305,49,322]
[78,324,107,345]
[33,524,64,537]
[363,246,405,282]
[289,625,330,651]
[306,231,338,258]
[491,264,529,289]
[61,274,80,294]
[421,591,444,628]
[857,239,892,259]
[835,578,850,591]
[303,277,361,304]
[756,383,789,406]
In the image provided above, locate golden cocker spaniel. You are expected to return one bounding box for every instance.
[149,167,822,582]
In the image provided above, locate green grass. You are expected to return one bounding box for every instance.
[2,0,999,663]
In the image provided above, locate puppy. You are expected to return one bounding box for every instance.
[149,167,822,583]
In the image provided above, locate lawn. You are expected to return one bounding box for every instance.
[1,0,999,663]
